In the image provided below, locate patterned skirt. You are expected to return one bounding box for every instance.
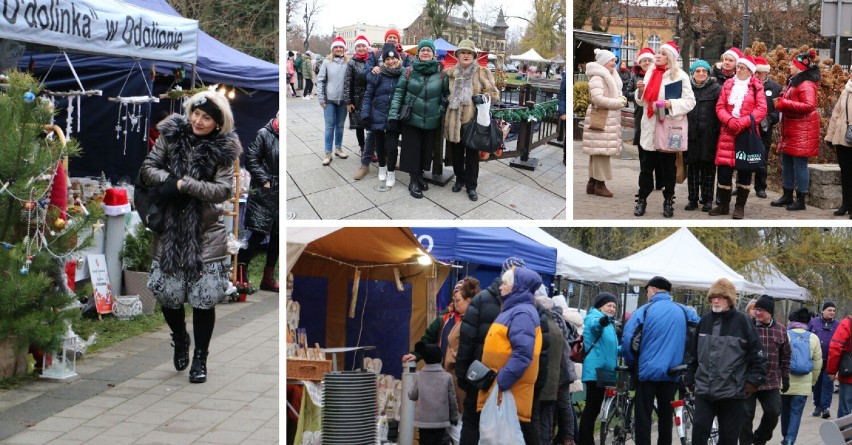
[147,259,230,310]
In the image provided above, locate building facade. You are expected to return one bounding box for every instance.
[402,7,509,62]
[583,4,676,64]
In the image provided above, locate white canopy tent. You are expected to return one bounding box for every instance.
[510,48,551,63]
[511,227,630,284]
[618,228,766,294]
[742,258,812,302]
[286,227,341,274]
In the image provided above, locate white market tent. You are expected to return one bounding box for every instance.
[743,258,812,302]
[510,48,551,63]
[511,227,630,284]
[0,0,199,64]
[618,228,766,294]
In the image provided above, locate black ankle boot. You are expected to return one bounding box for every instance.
[171,331,191,371]
[684,199,698,211]
[409,174,423,199]
[189,349,208,383]
[634,196,647,217]
[786,191,807,211]
[834,202,849,216]
[771,188,794,207]
[418,173,429,191]
[663,196,675,218]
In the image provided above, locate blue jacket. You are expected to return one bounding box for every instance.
[360,69,401,131]
[807,316,839,357]
[582,307,618,382]
[621,293,701,382]
[492,267,542,391]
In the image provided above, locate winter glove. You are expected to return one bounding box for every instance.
[451,420,458,426]
[782,376,790,393]
[744,382,758,396]
[387,119,400,133]
[599,316,610,327]
[727,118,741,133]
[619,96,628,108]
[157,178,181,200]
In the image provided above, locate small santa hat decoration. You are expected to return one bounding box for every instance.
[101,188,131,216]
[659,41,679,60]
[792,49,817,71]
[754,56,771,73]
[635,47,655,63]
[330,36,346,50]
[353,35,370,48]
[722,47,744,62]
[738,55,757,73]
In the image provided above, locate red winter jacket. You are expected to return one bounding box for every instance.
[776,69,820,158]
[714,76,767,167]
[827,316,852,384]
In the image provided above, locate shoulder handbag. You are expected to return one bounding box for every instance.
[570,327,603,364]
[133,171,165,234]
[466,359,496,390]
[461,95,502,153]
[839,318,852,378]
[655,115,688,153]
[398,67,427,123]
[844,95,852,145]
[734,115,764,171]
[587,106,607,131]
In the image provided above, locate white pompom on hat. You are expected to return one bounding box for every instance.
[594,48,617,65]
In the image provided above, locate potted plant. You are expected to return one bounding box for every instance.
[120,223,156,314]
[573,81,590,141]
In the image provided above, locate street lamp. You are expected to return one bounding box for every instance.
[303,3,309,52]
[742,0,749,48]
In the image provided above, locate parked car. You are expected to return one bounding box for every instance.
[503,64,519,73]
[487,62,495,71]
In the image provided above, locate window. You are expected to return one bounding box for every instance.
[623,32,636,64]
[648,35,661,53]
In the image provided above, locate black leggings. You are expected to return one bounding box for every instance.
[237,230,279,268]
[303,79,314,96]
[288,83,297,96]
[718,165,753,188]
[162,305,216,353]
[578,381,606,445]
[837,146,852,205]
[374,130,399,171]
[355,127,365,149]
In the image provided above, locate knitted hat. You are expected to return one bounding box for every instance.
[417,39,435,53]
[754,295,775,315]
[754,56,771,73]
[353,35,370,48]
[502,256,526,274]
[707,277,737,307]
[645,276,672,292]
[659,41,679,60]
[101,188,131,216]
[381,43,399,61]
[594,48,617,65]
[722,47,744,62]
[384,29,401,43]
[792,49,816,71]
[190,94,223,126]
[789,307,812,324]
[689,59,711,75]
[455,39,477,57]
[415,341,442,365]
[593,292,617,309]
[737,55,757,74]
[635,47,655,63]
[823,301,837,311]
[330,36,346,50]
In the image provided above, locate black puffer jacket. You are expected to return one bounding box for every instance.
[344,58,369,129]
[625,68,645,145]
[686,77,721,164]
[243,119,279,234]
[456,277,502,390]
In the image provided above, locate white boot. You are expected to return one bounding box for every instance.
[378,166,387,181]
[386,171,396,187]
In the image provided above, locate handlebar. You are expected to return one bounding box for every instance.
[667,364,688,376]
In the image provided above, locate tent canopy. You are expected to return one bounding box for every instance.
[743,258,812,302]
[433,38,456,56]
[510,48,551,63]
[511,227,630,284]
[618,228,765,294]
[0,0,198,64]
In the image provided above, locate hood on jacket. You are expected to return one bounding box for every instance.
[585,61,615,79]
[501,267,542,311]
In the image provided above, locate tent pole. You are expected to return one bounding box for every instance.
[191,64,197,89]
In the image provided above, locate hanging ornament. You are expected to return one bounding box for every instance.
[23,91,36,103]
[23,200,35,210]
[92,220,104,233]
[1,242,11,250]
[20,266,29,275]
[54,218,66,230]
[76,257,84,270]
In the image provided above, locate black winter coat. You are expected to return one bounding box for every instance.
[534,302,551,392]
[686,77,722,164]
[345,58,369,129]
[625,68,645,145]
[243,120,279,234]
[456,277,502,391]
[360,69,402,131]
[760,77,783,147]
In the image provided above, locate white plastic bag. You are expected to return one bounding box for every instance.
[478,387,524,445]
[476,94,491,126]
[448,419,462,444]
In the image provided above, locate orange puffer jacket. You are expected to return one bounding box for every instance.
[776,68,820,158]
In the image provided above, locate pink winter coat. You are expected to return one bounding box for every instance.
[714,76,767,167]
[286,59,297,85]
[776,69,820,157]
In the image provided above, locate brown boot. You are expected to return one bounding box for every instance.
[586,177,596,194]
[260,266,279,292]
[709,187,731,216]
[732,187,750,220]
[594,180,613,197]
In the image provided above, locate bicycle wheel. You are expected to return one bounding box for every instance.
[600,402,628,445]
[681,403,694,445]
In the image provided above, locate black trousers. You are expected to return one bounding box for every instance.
[693,396,745,445]
[578,381,606,445]
[288,83,297,96]
[754,136,772,191]
[634,381,677,445]
[448,140,480,191]
[686,161,716,203]
[741,389,782,445]
[374,130,399,171]
[237,230,279,268]
[837,145,852,206]
[303,79,314,96]
[418,427,445,445]
[553,384,576,442]
[718,165,754,187]
[459,390,481,445]
[355,127,365,149]
[399,124,436,174]
[297,71,303,90]
[638,150,676,199]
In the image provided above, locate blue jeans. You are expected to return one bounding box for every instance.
[781,153,810,193]
[361,129,375,166]
[323,102,347,153]
[781,394,806,444]
[839,382,852,418]
[813,366,834,411]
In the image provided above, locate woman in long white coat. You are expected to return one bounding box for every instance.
[633,41,696,218]
[581,49,627,197]
[825,74,852,218]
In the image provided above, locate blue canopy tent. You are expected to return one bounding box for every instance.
[433,38,457,57]
[410,227,558,310]
[14,0,278,180]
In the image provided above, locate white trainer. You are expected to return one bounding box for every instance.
[386,171,396,187]
[378,166,387,181]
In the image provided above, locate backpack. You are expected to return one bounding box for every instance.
[788,329,814,375]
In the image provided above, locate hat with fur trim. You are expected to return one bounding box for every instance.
[353,35,370,48]
[635,47,655,63]
[330,36,346,50]
[738,55,757,74]
[723,47,744,62]
[754,56,771,73]
[101,188,131,216]
[659,41,679,60]
[707,277,737,307]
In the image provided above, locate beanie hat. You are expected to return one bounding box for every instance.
[381,42,399,61]
[384,29,401,43]
[353,35,370,48]
[593,292,617,309]
[594,48,617,65]
[417,39,435,54]
[415,341,442,365]
[455,39,477,57]
[190,94,224,126]
[659,41,679,60]
[754,295,775,315]
[754,56,771,73]
[823,301,837,311]
[330,36,346,50]
[738,55,757,74]
[789,307,812,324]
[635,47,655,63]
[690,59,711,75]
[707,277,737,307]
[723,47,744,62]
[792,49,816,71]
[502,256,526,274]
[645,276,672,292]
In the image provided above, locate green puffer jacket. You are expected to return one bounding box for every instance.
[388,59,448,130]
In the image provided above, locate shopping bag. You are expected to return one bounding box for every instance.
[676,152,686,184]
[478,387,525,445]
[475,94,491,126]
[448,419,462,445]
[734,115,764,171]
[587,106,607,131]
[655,115,688,153]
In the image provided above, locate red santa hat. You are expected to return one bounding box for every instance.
[754,56,771,73]
[635,47,655,63]
[737,55,757,73]
[353,35,370,48]
[101,188,131,216]
[330,36,346,50]
[659,41,679,60]
[722,47,743,62]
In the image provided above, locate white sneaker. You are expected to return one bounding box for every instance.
[378,166,387,181]
[334,148,348,159]
[322,154,332,166]
[386,171,396,187]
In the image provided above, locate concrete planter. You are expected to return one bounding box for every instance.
[122,270,156,315]
[0,336,28,378]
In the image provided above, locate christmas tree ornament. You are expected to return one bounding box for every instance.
[54,218,66,230]
[20,266,29,275]
[92,220,104,233]
[23,91,35,103]
[23,200,35,210]
[1,242,11,249]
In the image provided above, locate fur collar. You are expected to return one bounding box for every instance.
[157,114,241,167]
[789,65,820,87]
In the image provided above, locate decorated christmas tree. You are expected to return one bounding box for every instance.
[0,71,100,377]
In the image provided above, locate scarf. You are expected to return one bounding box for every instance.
[448,63,475,110]
[354,52,369,62]
[271,117,279,133]
[644,64,668,118]
[728,76,751,118]
[412,59,440,75]
[380,65,402,77]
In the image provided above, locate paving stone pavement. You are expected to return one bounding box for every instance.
[0,290,278,445]
[573,140,852,221]
[286,92,567,220]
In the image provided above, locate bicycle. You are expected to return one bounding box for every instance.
[598,363,635,445]
[668,364,719,445]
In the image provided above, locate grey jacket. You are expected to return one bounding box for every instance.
[317,55,349,104]
[408,363,459,428]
